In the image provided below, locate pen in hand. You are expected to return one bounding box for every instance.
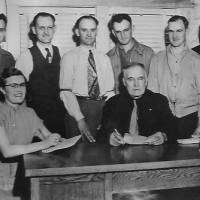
[113,129,125,145]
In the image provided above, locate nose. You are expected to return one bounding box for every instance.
[120,30,126,38]
[133,79,139,87]
[87,30,92,37]
[44,27,49,35]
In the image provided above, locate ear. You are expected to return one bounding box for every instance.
[122,77,126,86]
[53,25,56,32]
[0,87,6,95]
[32,26,36,34]
[111,30,116,37]
[132,24,135,32]
[75,28,80,36]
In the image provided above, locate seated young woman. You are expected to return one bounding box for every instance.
[0,68,61,158]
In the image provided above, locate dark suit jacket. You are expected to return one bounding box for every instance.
[98,89,176,143]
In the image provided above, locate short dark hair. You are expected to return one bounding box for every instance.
[168,15,189,29]
[72,15,98,46]
[0,13,7,27]
[32,12,55,27]
[108,13,132,31]
[0,68,27,88]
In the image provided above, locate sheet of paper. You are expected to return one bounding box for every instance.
[42,135,81,153]
[177,137,200,145]
[123,133,147,145]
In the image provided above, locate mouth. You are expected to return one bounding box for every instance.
[14,93,23,97]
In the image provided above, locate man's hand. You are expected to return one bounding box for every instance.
[109,131,125,146]
[77,118,95,143]
[144,132,166,145]
[43,133,61,148]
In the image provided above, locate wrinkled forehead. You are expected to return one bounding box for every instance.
[36,16,54,26]
[113,19,131,31]
[79,18,97,29]
[123,66,146,79]
[168,19,185,30]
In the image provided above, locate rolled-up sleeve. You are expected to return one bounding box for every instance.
[60,52,84,121]
[104,55,115,100]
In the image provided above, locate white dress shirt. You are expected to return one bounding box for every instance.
[60,45,115,121]
[15,42,53,80]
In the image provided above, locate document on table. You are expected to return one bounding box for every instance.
[42,135,82,153]
[177,137,200,145]
[123,133,147,145]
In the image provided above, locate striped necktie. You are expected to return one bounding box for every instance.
[88,50,100,99]
[129,100,139,135]
[45,48,52,63]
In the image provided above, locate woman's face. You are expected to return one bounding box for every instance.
[2,75,26,106]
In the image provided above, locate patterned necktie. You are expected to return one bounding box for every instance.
[129,100,139,135]
[45,48,52,63]
[88,50,100,99]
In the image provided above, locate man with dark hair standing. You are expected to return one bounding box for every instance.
[148,15,200,139]
[0,13,15,73]
[16,12,67,138]
[107,13,154,93]
[60,15,114,142]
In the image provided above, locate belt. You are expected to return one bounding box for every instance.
[76,96,106,101]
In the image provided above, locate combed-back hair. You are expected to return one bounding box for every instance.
[168,15,189,29]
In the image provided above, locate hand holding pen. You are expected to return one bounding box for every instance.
[109,129,125,146]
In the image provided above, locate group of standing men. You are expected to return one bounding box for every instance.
[1,12,200,145]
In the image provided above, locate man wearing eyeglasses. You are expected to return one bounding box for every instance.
[0,14,15,73]
[15,12,67,138]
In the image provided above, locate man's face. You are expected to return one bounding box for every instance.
[112,19,132,45]
[0,19,6,44]
[76,18,97,47]
[123,66,147,99]
[32,16,55,44]
[168,19,187,47]
[1,75,26,106]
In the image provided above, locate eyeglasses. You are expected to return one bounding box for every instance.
[0,28,6,32]
[5,82,26,89]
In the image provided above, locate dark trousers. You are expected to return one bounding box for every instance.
[175,112,198,139]
[28,98,69,138]
[67,97,105,139]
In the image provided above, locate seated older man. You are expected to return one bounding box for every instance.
[99,63,176,146]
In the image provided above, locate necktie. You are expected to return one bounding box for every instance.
[88,50,100,99]
[45,48,52,63]
[129,100,139,135]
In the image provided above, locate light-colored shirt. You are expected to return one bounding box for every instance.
[107,38,154,93]
[0,103,44,145]
[60,45,115,121]
[148,45,200,118]
[15,42,53,80]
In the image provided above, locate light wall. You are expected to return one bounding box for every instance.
[4,0,200,58]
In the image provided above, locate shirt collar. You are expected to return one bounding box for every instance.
[117,38,144,55]
[36,42,53,57]
[167,44,189,58]
[3,101,23,112]
[79,45,95,54]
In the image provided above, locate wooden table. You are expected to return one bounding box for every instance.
[24,142,200,200]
